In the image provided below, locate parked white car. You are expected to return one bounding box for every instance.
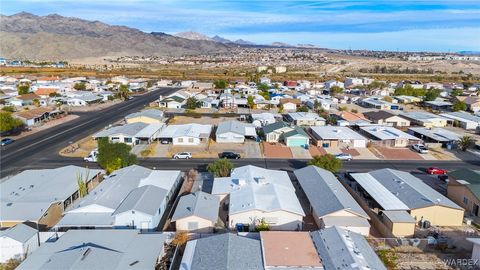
[84,149,98,162]
[173,152,192,159]
[412,144,428,154]
[335,153,353,161]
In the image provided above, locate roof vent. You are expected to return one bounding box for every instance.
[6,202,13,206]
[187,207,192,212]
[81,248,91,261]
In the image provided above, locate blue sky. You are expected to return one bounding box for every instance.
[2,0,480,52]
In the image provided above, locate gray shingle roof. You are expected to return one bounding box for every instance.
[0,223,37,243]
[262,121,289,134]
[216,120,248,135]
[281,126,309,139]
[311,227,386,270]
[295,166,368,219]
[171,192,219,223]
[17,230,170,270]
[187,233,263,270]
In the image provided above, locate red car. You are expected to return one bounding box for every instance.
[427,167,447,175]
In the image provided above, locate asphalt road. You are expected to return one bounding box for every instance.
[16,156,480,175]
[0,87,180,178]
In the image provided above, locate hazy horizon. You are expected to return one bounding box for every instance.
[2,0,480,52]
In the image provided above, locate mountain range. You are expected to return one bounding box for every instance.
[175,31,256,46]
[0,12,315,61]
[0,12,229,60]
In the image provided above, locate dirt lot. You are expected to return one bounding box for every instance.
[309,146,328,156]
[262,142,293,159]
[60,136,97,157]
[371,146,424,160]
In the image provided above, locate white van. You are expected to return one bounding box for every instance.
[84,149,99,162]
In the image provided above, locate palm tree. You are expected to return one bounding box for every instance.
[458,135,474,151]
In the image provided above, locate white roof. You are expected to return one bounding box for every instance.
[360,125,419,141]
[408,127,461,142]
[288,112,325,121]
[158,124,212,139]
[350,172,409,210]
[310,126,366,140]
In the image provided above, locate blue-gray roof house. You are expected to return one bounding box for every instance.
[17,230,172,270]
[180,233,263,270]
[171,191,220,233]
[295,166,370,235]
[311,226,387,270]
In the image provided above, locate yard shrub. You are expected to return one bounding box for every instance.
[97,138,137,174]
[308,154,342,173]
[376,249,398,269]
[207,159,233,177]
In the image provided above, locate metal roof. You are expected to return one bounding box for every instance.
[158,124,212,139]
[287,112,325,121]
[360,125,419,141]
[295,166,368,219]
[401,111,447,122]
[352,169,462,210]
[262,121,290,134]
[17,230,171,270]
[0,223,37,243]
[311,226,387,270]
[125,109,164,121]
[408,127,461,142]
[440,111,480,123]
[182,233,263,270]
[171,192,219,223]
[60,165,181,227]
[93,122,149,138]
[382,210,416,223]
[0,166,103,222]
[216,120,254,136]
[310,126,367,140]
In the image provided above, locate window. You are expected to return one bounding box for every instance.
[188,222,198,230]
[188,138,194,143]
[464,197,469,205]
[474,203,479,217]
[178,138,184,143]
[124,137,132,143]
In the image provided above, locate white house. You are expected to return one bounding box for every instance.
[251,112,277,127]
[158,124,212,145]
[215,120,257,143]
[309,126,367,148]
[0,224,38,263]
[93,122,164,145]
[66,94,103,106]
[401,112,448,128]
[440,111,480,130]
[57,165,182,230]
[325,80,344,90]
[286,112,325,126]
[212,165,305,231]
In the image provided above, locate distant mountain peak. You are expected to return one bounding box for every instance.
[175,31,212,41]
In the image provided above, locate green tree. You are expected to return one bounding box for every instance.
[366,81,387,90]
[33,99,40,107]
[97,138,137,174]
[338,106,347,111]
[76,169,90,198]
[73,82,87,90]
[17,84,30,95]
[213,79,229,89]
[0,112,23,132]
[185,97,201,110]
[254,218,270,232]
[458,135,474,151]
[207,159,233,177]
[452,101,467,111]
[394,85,426,97]
[247,96,255,109]
[351,108,358,113]
[296,105,309,112]
[329,86,343,96]
[118,84,130,100]
[450,88,463,97]
[259,91,270,100]
[257,83,269,91]
[424,89,441,101]
[308,154,342,173]
[1,106,15,112]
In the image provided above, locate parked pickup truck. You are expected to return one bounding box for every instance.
[84,149,99,162]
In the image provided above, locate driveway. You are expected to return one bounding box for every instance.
[309,146,327,156]
[291,147,312,159]
[262,142,293,159]
[372,146,424,160]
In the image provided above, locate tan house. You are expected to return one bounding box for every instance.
[457,96,480,113]
[381,210,416,237]
[447,169,480,218]
[363,111,411,127]
[0,166,103,229]
[125,109,164,124]
[349,169,464,227]
[171,191,219,233]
